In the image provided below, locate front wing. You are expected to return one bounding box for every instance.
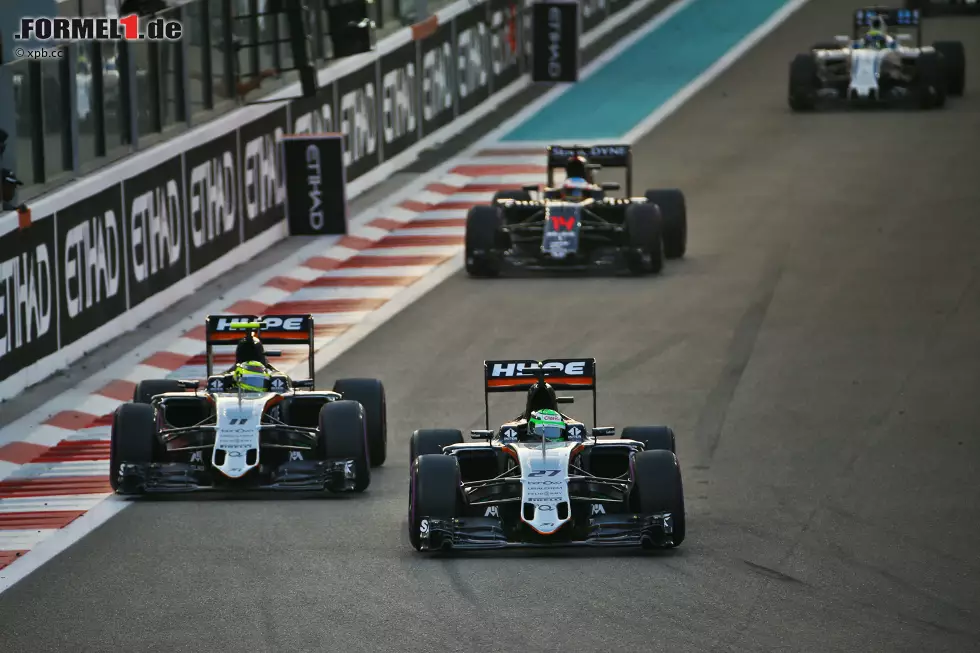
[415,512,679,551]
[115,458,359,494]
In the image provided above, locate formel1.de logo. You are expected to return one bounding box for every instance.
[15,15,183,42]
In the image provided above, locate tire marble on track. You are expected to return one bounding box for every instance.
[2,2,979,651]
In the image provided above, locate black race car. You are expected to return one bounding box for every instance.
[408,358,686,551]
[464,144,688,277]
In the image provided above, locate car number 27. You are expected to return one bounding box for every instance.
[528,470,561,477]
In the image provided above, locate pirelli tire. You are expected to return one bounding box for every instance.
[916,51,947,109]
[788,53,819,112]
[492,189,532,204]
[317,400,371,492]
[465,205,505,278]
[624,203,665,276]
[644,189,687,259]
[933,41,965,96]
[332,378,387,467]
[409,429,465,462]
[630,450,686,548]
[621,426,677,454]
[109,403,158,494]
[133,379,184,404]
[409,454,462,551]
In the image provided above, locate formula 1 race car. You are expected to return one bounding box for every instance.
[788,7,965,110]
[904,0,980,16]
[109,314,387,494]
[408,358,686,551]
[464,144,687,277]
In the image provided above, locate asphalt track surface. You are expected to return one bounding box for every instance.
[3,2,980,651]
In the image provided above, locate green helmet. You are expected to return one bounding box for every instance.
[233,360,270,392]
[529,409,566,441]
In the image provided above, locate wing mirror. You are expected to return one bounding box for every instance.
[176,379,199,389]
[521,184,539,193]
[600,182,620,191]
[470,429,493,440]
[592,426,615,438]
[557,396,574,404]
[293,379,314,388]
[834,35,850,44]
[896,34,912,42]
[264,350,282,357]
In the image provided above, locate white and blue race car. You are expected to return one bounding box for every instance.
[788,7,965,110]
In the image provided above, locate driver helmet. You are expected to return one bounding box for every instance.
[560,177,591,202]
[864,29,887,49]
[529,409,567,442]
[232,360,271,392]
[564,155,590,182]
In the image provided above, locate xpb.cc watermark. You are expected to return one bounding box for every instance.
[11,47,67,61]
[14,15,183,43]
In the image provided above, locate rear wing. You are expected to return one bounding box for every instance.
[204,314,315,381]
[546,144,634,196]
[483,358,598,428]
[852,7,921,43]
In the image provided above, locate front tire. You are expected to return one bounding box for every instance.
[789,54,818,112]
[630,450,686,547]
[644,189,687,259]
[109,403,158,494]
[916,51,947,109]
[409,454,461,551]
[332,378,387,467]
[317,400,371,492]
[624,203,665,275]
[465,206,504,278]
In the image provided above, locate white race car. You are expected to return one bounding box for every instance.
[110,313,387,494]
[408,358,686,551]
[788,7,965,110]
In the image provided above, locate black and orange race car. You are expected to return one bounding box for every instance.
[464,144,688,277]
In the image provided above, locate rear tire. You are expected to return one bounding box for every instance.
[133,380,184,405]
[410,429,464,462]
[465,206,504,278]
[492,189,532,204]
[409,454,461,551]
[933,41,965,97]
[621,426,676,454]
[332,378,387,467]
[644,189,687,259]
[624,203,664,275]
[916,51,947,109]
[789,54,819,112]
[109,403,158,494]
[630,450,686,547]
[317,400,371,492]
